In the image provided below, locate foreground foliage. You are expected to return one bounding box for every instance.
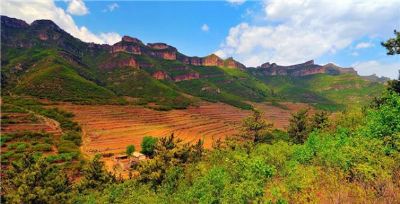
[73,88,400,203]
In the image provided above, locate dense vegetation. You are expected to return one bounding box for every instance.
[1,17,399,203]
[2,84,399,203]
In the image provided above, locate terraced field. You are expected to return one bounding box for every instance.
[57,102,312,156]
[1,113,62,137]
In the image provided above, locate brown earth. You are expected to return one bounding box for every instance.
[1,113,62,137]
[55,102,313,157]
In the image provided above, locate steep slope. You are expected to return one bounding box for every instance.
[1,16,384,110]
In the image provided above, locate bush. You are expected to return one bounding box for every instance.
[126,145,135,156]
[15,143,29,153]
[32,143,53,152]
[57,140,79,154]
[61,131,82,146]
[141,136,158,157]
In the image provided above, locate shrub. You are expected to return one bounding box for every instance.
[32,143,53,152]
[15,143,29,153]
[61,131,82,146]
[141,136,158,157]
[126,145,135,156]
[57,140,79,154]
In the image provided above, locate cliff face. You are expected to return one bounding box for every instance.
[224,57,246,69]
[147,43,177,60]
[101,56,139,70]
[173,72,200,82]
[202,54,224,67]
[152,71,169,80]
[254,60,357,77]
[111,36,144,55]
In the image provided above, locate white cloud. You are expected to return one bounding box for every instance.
[217,0,400,67]
[227,0,246,5]
[355,42,374,49]
[103,3,119,12]
[352,60,400,79]
[67,0,89,16]
[1,0,120,45]
[201,24,210,32]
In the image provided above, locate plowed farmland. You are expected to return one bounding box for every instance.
[56,102,313,156]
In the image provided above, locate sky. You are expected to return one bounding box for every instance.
[1,0,400,78]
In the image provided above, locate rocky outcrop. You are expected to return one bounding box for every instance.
[152,71,169,80]
[147,43,177,60]
[202,54,224,67]
[111,36,144,54]
[173,72,200,82]
[253,60,357,77]
[224,57,246,69]
[101,56,139,70]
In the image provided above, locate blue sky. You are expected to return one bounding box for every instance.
[57,1,248,57]
[2,0,400,78]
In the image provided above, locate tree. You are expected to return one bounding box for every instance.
[241,109,273,143]
[310,111,329,130]
[141,136,158,157]
[3,153,71,203]
[288,109,309,144]
[381,30,400,93]
[137,134,203,188]
[78,154,115,191]
[126,145,135,156]
[381,30,400,55]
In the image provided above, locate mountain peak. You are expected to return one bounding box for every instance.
[121,35,143,44]
[31,19,60,30]
[1,15,29,28]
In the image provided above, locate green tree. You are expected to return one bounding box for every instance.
[241,109,273,143]
[381,30,400,55]
[381,30,400,93]
[309,111,329,130]
[3,153,71,203]
[288,109,309,144]
[79,154,115,191]
[137,134,202,188]
[126,145,135,156]
[141,136,158,157]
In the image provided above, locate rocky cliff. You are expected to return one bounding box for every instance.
[254,60,357,77]
[1,15,359,79]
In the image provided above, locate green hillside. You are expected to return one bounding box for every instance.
[1,16,385,110]
[254,74,385,111]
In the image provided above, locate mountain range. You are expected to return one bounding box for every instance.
[1,16,385,110]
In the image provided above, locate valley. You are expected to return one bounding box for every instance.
[56,101,313,157]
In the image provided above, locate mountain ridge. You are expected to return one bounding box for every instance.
[2,15,356,76]
[1,15,384,110]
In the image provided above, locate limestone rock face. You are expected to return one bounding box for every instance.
[224,57,246,69]
[152,70,169,80]
[173,72,200,82]
[111,36,144,54]
[202,54,224,67]
[101,57,139,70]
[122,36,143,44]
[147,43,177,60]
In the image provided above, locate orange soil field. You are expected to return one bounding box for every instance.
[56,102,313,157]
[1,113,62,137]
